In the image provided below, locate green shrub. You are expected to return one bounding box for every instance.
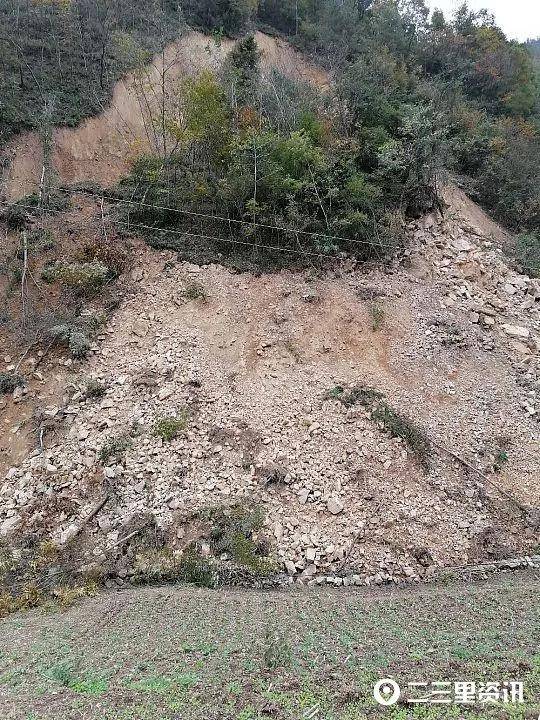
[516,232,540,278]
[41,261,109,296]
[201,504,276,575]
[182,282,208,302]
[68,331,91,359]
[0,372,23,395]
[48,324,91,360]
[154,413,189,442]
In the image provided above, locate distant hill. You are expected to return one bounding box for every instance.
[526,38,540,54]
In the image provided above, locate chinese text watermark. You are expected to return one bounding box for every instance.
[374,679,524,707]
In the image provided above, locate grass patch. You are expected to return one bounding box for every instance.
[133,547,217,589]
[43,662,108,695]
[326,385,432,471]
[154,412,189,442]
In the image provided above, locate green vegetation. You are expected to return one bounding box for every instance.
[182,282,208,302]
[3,2,539,268]
[201,504,277,575]
[48,322,91,359]
[369,300,385,331]
[371,401,432,471]
[112,3,539,268]
[516,231,540,277]
[0,0,184,146]
[41,260,110,296]
[154,413,189,441]
[327,384,432,470]
[0,539,98,621]
[1,576,539,718]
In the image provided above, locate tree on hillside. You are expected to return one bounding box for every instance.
[224,34,261,109]
[180,0,258,34]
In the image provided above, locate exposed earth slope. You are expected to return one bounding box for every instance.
[1,186,539,586]
[1,30,329,202]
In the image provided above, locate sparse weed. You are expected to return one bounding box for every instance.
[154,412,189,441]
[494,449,509,474]
[0,372,23,395]
[326,384,431,470]
[51,582,98,609]
[325,385,383,408]
[263,628,292,669]
[27,227,56,252]
[84,378,107,400]
[370,300,385,331]
[371,403,431,471]
[178,550,217,588]
[182,282,208,302]
[99,433,133,463]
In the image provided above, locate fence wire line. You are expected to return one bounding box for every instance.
[0,199,354,261]
[54,187,395,252]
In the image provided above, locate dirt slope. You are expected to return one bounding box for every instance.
[1,31,329,202]
[1,188,539,586]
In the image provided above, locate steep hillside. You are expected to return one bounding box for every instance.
[1,31,329,202]
[1,184,539,588]
[0,19,538,601]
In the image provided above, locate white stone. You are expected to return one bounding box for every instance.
[502,324,530,339]
[327,498,344,515]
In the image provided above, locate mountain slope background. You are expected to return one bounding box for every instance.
[0,5,540,717]
[0,0,539,646]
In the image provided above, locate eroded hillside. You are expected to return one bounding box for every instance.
[1,185,539,587]
[1,31,329,202]
[0,27,539,594]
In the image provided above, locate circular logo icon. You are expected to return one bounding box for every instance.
[373,679,401,706]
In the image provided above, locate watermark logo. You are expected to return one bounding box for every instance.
[373,679,524,707]
[373,679,401,706]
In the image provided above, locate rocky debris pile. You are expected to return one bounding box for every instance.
[408,210,540,422]
[1,196,539,585]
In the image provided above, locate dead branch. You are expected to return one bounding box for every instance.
[70,494,110,541]
[434,441,529,515]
